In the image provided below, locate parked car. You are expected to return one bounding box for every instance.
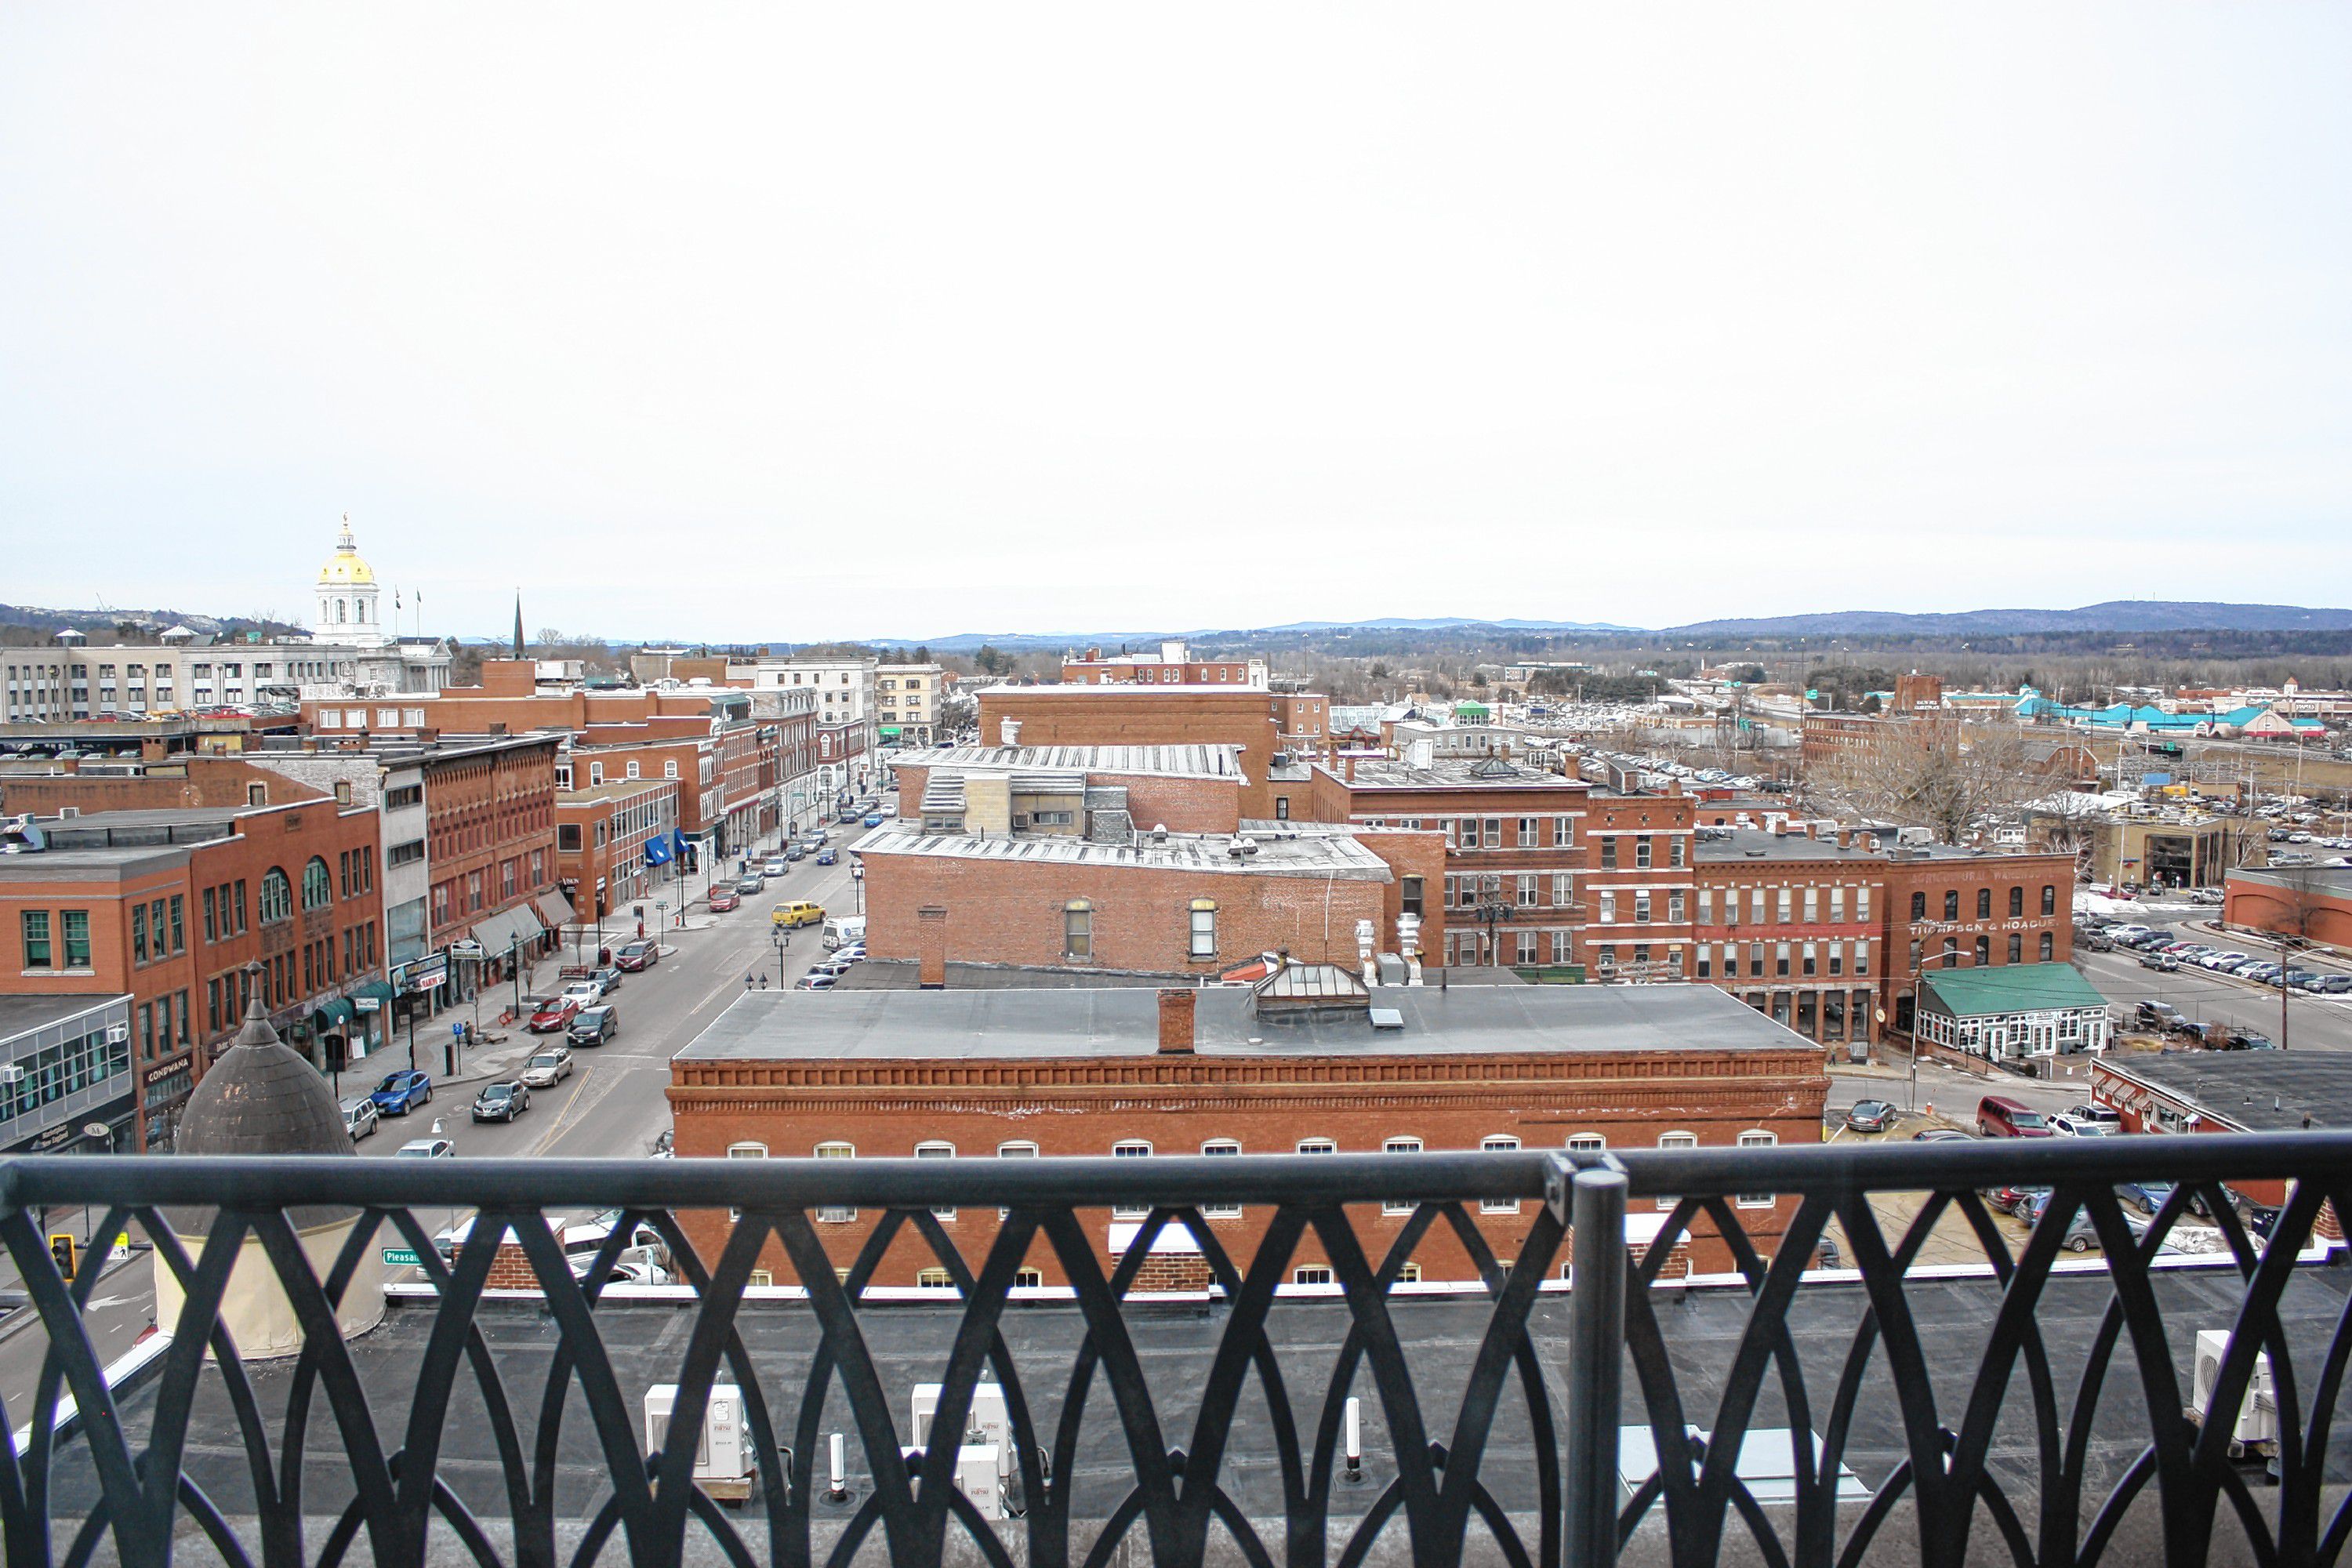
[561,981,605,1008]
[2190,887,2225,906]
[568,1005,619,1046]
[2137,950,2180,971]
[471,1080,531,1123]
[815,848,838,866]
[2114,1178,2176,1216]
[2023,1199,2109,1253]
[2083,932,2115,953]
[370,1069,433,1116]
[614,939,659,971]
[530,996,583,1033]
[2316,975,2352,995]
[771,900,825,929]
[2049,1113,2115,1138]
[707,888,742,913]
[784,844,807,862]
[2223,1031,2278,1051]
[520,1046,574,1087]
[396,1138,456,1159]
[341,1098,380,1141]
[810,955,858,978]
[1981,1183,2049,1217]
[1843,1099,1899,1134]
[2066,1103,2122,1126]
[734,875,764,895]
[2136,1000,2183,1032]
[794,971,838,991]
[1911,1127,1975,1142]
[1978,1095,2055,1138]
[862,812,885,828]
[762,857,789,876]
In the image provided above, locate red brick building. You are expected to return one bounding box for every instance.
[862,744,1441,976]
[1304,753,1600,971]
[977,686,1296,818]
[1878,844,2075,1035]
[1060,643,1262,685]
[1693,826,1885,1048]
[555,778,681,927]
[0,800,387,1149]
[667,979,1828,1284]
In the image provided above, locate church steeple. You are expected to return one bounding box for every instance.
[513,592,524,661]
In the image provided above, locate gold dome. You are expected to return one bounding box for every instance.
[318,514,376,586]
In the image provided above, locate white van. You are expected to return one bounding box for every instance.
[823,916,867,951]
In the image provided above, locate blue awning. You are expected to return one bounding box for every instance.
[671,830,691,856]
[644,834,673,866]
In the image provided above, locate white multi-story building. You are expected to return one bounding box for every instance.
[744,659,876,802]
[0,517,450,723]
[874,662,945,747]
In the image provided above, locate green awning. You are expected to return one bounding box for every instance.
[312,998,355,1027]
[878,726,902,738]
[351,979,395,1006]
[1921,963,2107,1018]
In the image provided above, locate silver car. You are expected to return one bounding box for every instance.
[341,1097,379,1141]
[520,1046,574,1087]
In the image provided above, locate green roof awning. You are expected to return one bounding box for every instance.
[350,979,394,1005]
[1921,963,2107,1018]
[312,998,355,1027]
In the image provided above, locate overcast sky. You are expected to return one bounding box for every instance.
[4,5,2348,643]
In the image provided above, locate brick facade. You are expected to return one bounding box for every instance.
[1881,848,2075,1033]
[668,1036,1828,1283]
[858,847,1403,975]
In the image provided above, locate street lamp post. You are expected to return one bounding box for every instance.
[851,862,865,915]
[1894,918,1968,1111]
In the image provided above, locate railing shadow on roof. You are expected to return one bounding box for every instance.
[1,1135,2349,1567]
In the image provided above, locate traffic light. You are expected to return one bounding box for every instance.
[49,1233,75,1283]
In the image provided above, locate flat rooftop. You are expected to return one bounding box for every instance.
[2105,1051,2352,1132]
[1697,828,1888,864]
[675,982,1814,1063]
[890,744,1243,781]
[849,821,1390,879]
[1328,757,1589,791]
[0,993,127,1041]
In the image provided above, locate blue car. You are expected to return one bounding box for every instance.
[862,812,884,828]
[2114,1178,2175,1217]
[815,848,837,866]
[370,1069,434,1116]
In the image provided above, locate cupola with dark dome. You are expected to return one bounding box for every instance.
[154,963,386,1356]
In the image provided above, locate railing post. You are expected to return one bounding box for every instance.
[1566,1164,1627,1568]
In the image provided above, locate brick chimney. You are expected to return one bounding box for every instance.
[916,906,948,989]
[1156,988,1196,1053]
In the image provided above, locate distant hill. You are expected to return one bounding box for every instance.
[0,602,305,641]
[884,616,1637,652]
[1656,601,2352,639]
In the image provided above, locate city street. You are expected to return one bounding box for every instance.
[0,814,876,1428]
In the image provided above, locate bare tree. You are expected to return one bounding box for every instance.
[1806,718,2049,844]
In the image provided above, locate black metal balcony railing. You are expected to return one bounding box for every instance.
[3,1137,2351,1568]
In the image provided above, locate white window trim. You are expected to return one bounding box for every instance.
[1112,1140,1152,1218]
[1201,1138,1241,1217]
[1736,1131,1778,1207]
[1655,1132,1697,1210]
[1480,1136,1521,1212]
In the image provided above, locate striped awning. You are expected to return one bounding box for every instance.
[470,903,546,957]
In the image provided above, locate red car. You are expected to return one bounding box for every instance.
[528,996,581,1033]
[708,888,742,913]
[614,939,659,972]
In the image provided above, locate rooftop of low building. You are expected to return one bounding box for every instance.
[676,980,1814,1063]
[1695,827,1889,864]
[848,819,1391,878]
[889,744,1243,781]
[0,992,129,1042]
[1323,756,1589,792]
[2103,1051,2352,1131]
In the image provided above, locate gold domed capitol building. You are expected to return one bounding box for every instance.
[312,514,387,648]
